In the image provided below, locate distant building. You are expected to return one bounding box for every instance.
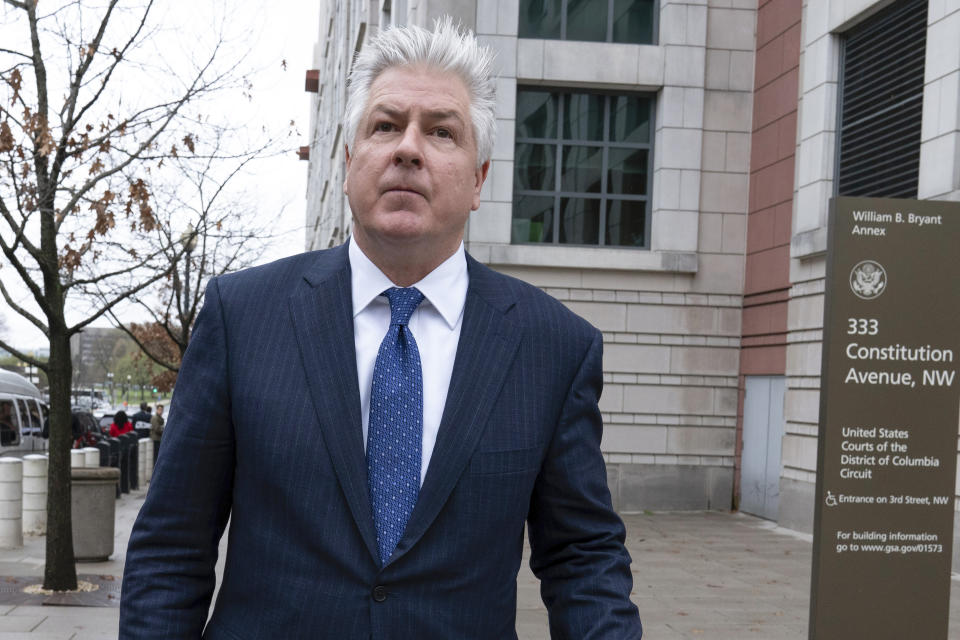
[302,0,960,542]
[69,327,131,388]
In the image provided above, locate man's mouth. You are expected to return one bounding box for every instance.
[384,187,424,198]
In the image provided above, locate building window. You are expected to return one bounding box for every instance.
[835,0,926,198]
[512,88,653,248]
[518,0,656,45]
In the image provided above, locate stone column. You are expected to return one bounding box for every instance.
[138,439,148,488]
[21,455,47,536]
[0,459,23,548]
[144,440,154,483]
[70,449,86,468]
[82,447,99,468]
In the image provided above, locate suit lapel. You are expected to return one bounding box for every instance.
[287,245,380,565]
[391,257,522,564]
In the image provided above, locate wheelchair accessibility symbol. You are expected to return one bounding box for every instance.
[825,491,838,507]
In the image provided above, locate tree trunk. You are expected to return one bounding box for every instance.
[42,330,77,591]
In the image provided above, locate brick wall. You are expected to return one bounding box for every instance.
[733,0,801,505]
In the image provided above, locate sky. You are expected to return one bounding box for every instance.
[1,1,321,352]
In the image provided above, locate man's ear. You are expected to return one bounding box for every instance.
[471,160,491,211]
[343,145,352,194]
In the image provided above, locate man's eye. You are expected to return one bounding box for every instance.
[374,122,395,132]
[435,128,452,139]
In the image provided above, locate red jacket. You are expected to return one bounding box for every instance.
[110,421,133,437]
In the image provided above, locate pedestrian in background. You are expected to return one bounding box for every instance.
[109,410,132,438]
[129,402,152,431]
[149,404,164,465]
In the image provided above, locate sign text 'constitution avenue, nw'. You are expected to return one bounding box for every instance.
[810,197,960,639]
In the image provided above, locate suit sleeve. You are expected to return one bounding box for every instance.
[526,330,643,639]
[119,278,235,639]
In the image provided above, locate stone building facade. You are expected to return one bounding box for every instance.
[301,0,960,533]
[779,0,960,536]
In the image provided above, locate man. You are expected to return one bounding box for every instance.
[129,401,152,435]
[120,19,642,639]
[149,404,164,465]
[0,401,15,446]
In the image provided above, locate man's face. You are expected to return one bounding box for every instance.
[344,65,489,258]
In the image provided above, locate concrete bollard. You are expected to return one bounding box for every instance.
[118,436,130,493]
[144,439,154,482]
[123,433,138,491]
[82,447,99,468]
[70,449,86,468]
[22,454,47,536]
[72,467,121,561]
[138,439,148,487]
[0,458,23,548]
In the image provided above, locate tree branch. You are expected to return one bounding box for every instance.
[148,286,184,347]
[56,46,223,226]
[0,278,49,337]
[0,47,31,60]
[74,4,152,129]
[0,185,42,263]
[106,309,179,372]
[0,336,46,371]
[51,0,151,187]
[137,295,184,350]
[0,103,25,128]
[0,213,50,316]
[64,243,173,290]
[25,0,50,190]
[69,265,173,335]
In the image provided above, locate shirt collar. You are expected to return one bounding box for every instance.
[348,237,468,330]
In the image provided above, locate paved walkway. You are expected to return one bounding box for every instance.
[0,492,959,638]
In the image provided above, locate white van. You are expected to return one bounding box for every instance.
[0,369,48,454]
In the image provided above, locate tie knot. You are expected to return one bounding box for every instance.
[384,287,424,326]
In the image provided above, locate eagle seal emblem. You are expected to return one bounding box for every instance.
[849,260,886,299]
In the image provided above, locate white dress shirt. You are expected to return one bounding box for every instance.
[349,237,467,485]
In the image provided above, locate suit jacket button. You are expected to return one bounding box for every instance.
[372,585,387,602]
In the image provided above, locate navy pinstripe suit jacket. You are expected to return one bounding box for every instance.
[119,243,642,639]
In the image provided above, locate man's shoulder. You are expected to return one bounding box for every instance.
[467,257,598,342]
[214,246,346,302]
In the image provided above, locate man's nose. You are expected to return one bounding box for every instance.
[393,125,424,167]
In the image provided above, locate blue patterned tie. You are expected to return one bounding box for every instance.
[367,287,425,565]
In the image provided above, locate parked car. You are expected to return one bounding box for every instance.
[71,410,104,448]
[42,409,105,449]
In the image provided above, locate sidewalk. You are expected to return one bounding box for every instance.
[0,487,146,640]
[0,492,958,638]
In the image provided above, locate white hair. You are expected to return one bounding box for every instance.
[343,17,497,168]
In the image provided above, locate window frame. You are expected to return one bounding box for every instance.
[832,0,926,199]
[1,398,22,447]
[518,0,659,46]
[26,399,42,435]
[512,86,656,249]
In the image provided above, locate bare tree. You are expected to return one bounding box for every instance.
[120,320,178,391]
[0,0,278,590]
[108,128,279,381]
